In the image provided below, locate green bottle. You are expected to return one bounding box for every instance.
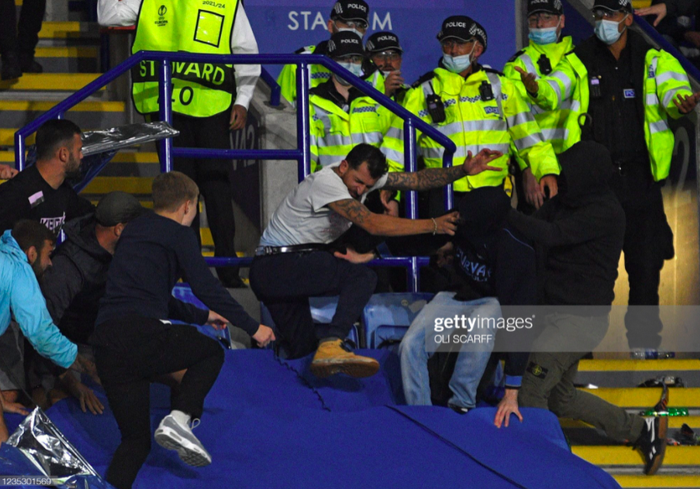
[639,407,689,417]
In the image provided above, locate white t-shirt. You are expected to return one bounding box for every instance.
[260,164,388,247]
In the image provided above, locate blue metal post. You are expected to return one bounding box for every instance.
[403,118,420,292]
[296,61,311,182]
[14,134,25,171]
[444,151,454,211]
[260,67,281,107]
[158,59,173,173]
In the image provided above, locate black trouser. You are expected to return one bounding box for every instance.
[93,318,225,489]
[155,109,239,283]
[0,0,44,58]
[249,251,377,359]
[620,184,673,349]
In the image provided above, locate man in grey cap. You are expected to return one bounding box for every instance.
[277,0,370,105]
[32,191,145,414]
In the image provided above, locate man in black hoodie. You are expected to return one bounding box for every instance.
[34,192,145,414]
[400,186,534,423]
[508,141,667,475]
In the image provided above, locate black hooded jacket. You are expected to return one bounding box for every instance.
[507,141,626,307]
[40,214,112,344]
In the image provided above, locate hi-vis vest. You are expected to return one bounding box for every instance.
[380,67,559,192]
[277,44,332,106]
[535,47,692,182]
[131,0,238,117]
[309,71,392,172]
[504,36,576,156]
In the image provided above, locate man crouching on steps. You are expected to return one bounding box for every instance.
[250,143,501,379]
[91,171,274,489]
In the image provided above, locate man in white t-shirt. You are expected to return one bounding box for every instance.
[250,143,500,378]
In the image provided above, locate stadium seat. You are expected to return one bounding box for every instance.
[362,292,434,350]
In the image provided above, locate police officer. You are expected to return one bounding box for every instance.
[381,15,559,217]
[309,31,391,172]
[277,0,370,106]
[365,31,408,102]
[97,0,261,288]
[504,0,570,210]
[525,0,700,354]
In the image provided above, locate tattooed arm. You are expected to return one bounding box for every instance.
[327,198,459,237]
[383,148,502,192]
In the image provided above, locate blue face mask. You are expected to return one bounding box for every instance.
[528,26,559,45]
[334,61,364,86]
[594,16,627,45]
[443,53,472,74]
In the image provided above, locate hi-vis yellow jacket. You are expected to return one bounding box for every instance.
[131,0,238,117]
[504,36,575,156]
[533,46,692,181]
[277,43,332,106]
[381,66,559,192]
[309,70,392,172]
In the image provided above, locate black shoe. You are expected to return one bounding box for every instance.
[1,53,22,80]
[448,403,469,415]
[19,56,43,74]
[634,416,668,475]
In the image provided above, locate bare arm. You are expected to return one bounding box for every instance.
[383,149,502,192]
[327,199,459,237]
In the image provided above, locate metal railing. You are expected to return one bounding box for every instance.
[14,52,458,290]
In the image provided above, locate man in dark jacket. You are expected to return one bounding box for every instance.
[400,186,535,422]
[33,192,145,414]
[509,141,668,475]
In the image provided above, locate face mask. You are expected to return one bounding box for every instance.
[334,61,364,86]
[381,70,394,77]
[594,15,627,45]
[443,53,472,74]
[528,26,559,45]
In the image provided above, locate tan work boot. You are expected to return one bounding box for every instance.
[310,339,380,378]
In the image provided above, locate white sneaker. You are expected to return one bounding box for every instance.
[154,413,212,467]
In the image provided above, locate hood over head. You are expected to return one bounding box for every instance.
[557,141,613,206]
[457,185,511,243]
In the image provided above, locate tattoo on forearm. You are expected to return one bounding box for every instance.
[328,199,372,225]
[384,166,467,191]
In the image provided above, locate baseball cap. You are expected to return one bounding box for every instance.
[330,0,369,23]
[95,191,146,227]
[365,32,403,54]
[592,0,633,14]
[437,16,488,53]
[327,31,365,58]
[527,0,564,16]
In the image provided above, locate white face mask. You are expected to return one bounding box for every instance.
[381,70,394,77]
[442,43,476,74]
[334,61,364,86]
[594,14,628,45]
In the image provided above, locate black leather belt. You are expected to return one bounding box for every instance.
[255,244,329,256]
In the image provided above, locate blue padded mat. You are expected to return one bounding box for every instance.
[2,349,621,489]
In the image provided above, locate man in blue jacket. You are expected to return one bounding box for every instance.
[0,220,93,442]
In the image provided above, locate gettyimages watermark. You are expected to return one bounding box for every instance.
[424,305,700,353]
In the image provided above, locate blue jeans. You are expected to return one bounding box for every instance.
[399,293,501,409]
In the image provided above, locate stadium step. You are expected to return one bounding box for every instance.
[34,46,99,72]
[0,73,104,92]
[0,101,126,129]
[614,475,700,488]
[38,21,99,40]
[577,359,700,387]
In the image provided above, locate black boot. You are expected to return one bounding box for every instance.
[19,54,42,74]
[1,52,22,80]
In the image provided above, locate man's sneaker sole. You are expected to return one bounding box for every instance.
[154,426,212,467]
[645,417,668,476]
[310,358,380,378]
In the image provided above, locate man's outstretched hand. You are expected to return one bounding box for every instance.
[462,149,503,176]
[513,66,539,96]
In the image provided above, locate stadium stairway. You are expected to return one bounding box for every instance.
[0,18,220,251]
[568,359,700,488]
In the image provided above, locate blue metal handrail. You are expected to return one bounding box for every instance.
[15,52,457,291]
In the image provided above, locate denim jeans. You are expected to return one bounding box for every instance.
[399,292,501,409]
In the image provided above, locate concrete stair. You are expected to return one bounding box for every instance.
[566,358,700,487]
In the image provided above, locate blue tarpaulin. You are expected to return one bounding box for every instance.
[3,348,621,489]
